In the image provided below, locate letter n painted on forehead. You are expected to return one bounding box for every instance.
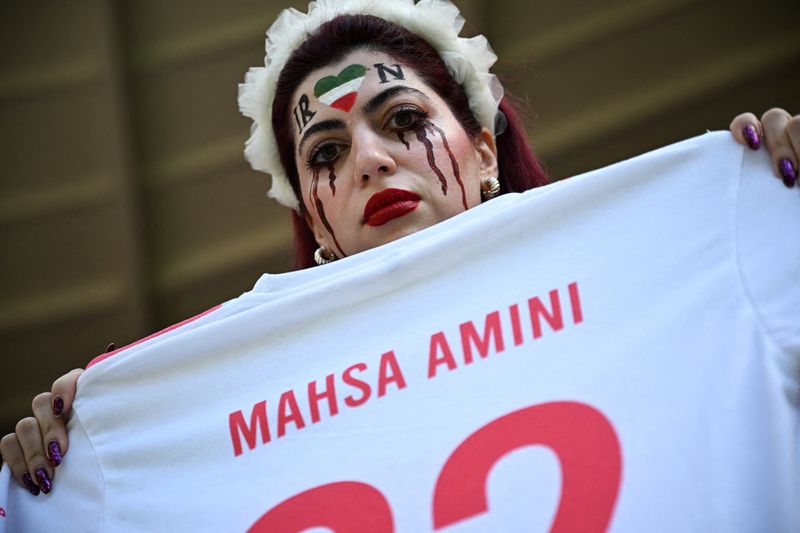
[293,94,316,134]
[374,63,405,84]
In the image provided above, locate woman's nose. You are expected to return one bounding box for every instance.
[352,127,396,184]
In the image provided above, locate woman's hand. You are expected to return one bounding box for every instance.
[0,368,83,495]
[730,108,799,187]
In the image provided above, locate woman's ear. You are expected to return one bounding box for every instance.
[475,127,499,178]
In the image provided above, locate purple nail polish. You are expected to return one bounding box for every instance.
[779,158,797,188]
[742,125,760,150]
[22,473,40,496]
[35,467,51,494]
[53,395,64,417]
[49,441,63,467]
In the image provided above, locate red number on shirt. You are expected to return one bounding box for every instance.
[247,481,393,533]
[250,401,621,531]
[433,401,621,531]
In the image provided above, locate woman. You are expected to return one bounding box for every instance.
[1,0,798,499]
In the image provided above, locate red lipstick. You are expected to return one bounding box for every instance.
[363,188,421,227]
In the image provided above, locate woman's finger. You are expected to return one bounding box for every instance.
[729,112,762,150]
[32,392,66,466]
[0,433,40,495]
[15,417,53,494]
[51,368,84,420]
[761,108,797,186]
[785,114,800,165]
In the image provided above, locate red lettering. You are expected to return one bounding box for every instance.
[568,281,583,324]
[428,331,457,378]
[378,350,407,397]
[248,481,393,532]
[509,304,524,346]
[308,373,338,424]
[459,311,505,364]
[432,402,621,531]
[528,289,563,339]
[343,362,371,407]
[229,400,270,457]
[277,390,306,437]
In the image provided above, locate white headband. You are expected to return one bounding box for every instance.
[238,0,504,210]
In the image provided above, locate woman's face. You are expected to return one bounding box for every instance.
[290,50,498,258]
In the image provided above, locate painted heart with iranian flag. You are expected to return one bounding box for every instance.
[314,64,367,112]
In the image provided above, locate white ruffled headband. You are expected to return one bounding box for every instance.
[238,0,504,210]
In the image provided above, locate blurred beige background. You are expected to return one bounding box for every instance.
[1,0,798,437]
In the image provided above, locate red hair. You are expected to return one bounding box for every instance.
[272,15,549,269]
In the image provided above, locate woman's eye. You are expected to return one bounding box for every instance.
[308,142,346,167]
[318,144,340,161]
[393,111,413,127]
[387,107,427,130]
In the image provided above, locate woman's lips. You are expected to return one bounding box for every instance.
[363,188,421,227]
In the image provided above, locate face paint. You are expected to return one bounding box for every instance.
[314,64,367,112]
[414,122,449,196]
[310,162,345,257]
[293,94,316,133]
[429,123,467,210]
[396,131,410,150]
[411,121,468,210]
[328,161,337,196]
[373,63,405,84]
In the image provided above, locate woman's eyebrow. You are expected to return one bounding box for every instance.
[298,118,347,152]
[361,86,429,115]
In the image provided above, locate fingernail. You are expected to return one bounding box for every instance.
[779,158,797,188]
[22,473,40,496]
[35,467,51,494]
[742,125,760,150]
[106,342,116,353]
[53,395,64,417]
[48,441,62,467]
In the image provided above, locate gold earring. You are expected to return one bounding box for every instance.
[481,176,500,201]
[314,247,337,266]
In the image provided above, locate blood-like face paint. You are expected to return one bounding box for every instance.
[309,161,344,257]
[428,123,467,210]
[396,131,410,150]
[412,121,467,210]
[314,64,367,112]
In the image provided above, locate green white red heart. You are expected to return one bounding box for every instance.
[314,64,367,112]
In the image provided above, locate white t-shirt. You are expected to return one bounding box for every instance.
[1,132,798,532]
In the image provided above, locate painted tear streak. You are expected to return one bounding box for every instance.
[310,163,344,257]
[430,123,467,210]
[396,131,410,150]
[412,122,467,210]
[415,124,449,195]
[328,160,337,196]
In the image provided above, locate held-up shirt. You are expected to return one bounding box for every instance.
[1,132,798,532]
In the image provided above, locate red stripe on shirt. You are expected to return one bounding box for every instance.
[86,304,222,369]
